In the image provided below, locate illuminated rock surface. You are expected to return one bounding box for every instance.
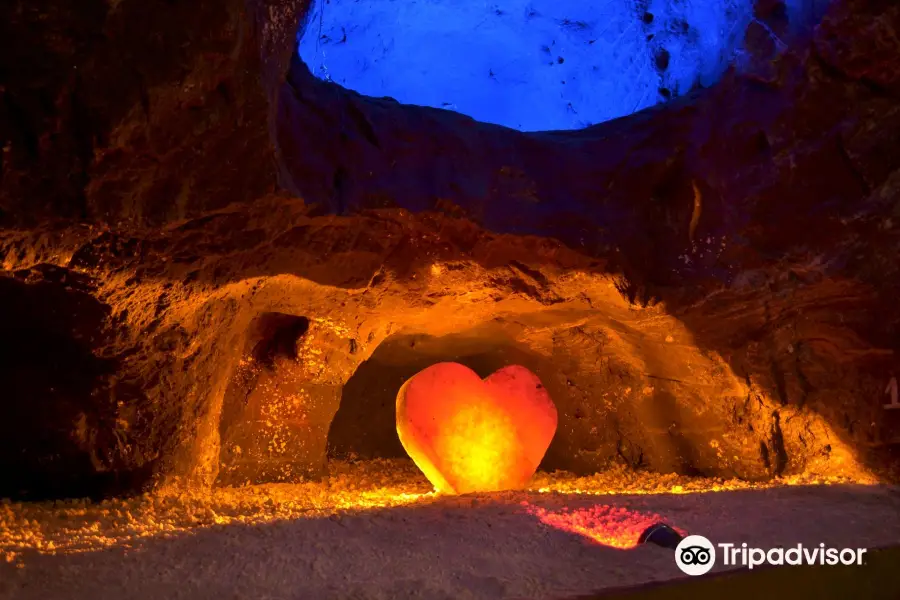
[396,363,557,493]
[0,0,899,501]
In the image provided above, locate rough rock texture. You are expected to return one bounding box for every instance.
[0,0,280,225]
[277,0,900,476]
[1,0,899,499]
[0,266,141,500]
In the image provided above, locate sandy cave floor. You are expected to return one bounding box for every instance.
[1,460,899,600]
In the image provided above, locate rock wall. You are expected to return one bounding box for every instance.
[1,0,898,499]
[0,0,283,225]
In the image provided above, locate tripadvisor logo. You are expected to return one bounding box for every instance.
[675,535,716,576]
[674,535,868,576]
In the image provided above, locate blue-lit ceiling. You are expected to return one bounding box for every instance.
[297,0,830,132]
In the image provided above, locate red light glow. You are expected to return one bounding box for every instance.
[523,502,678,549]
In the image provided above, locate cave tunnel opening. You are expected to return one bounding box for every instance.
[327,330,576,473]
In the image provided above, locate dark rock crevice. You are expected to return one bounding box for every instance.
[0,267,155,500]
[248,312,311,368]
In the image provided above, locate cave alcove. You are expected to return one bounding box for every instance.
[247,312,311,368]
[324,308,831,482]
[216,311,336,486]
[327,330,575,469]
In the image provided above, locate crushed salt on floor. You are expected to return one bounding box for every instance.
[1,460,897,600]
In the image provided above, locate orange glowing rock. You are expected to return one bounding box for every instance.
[396,362,558,494]
[524,503,671,549]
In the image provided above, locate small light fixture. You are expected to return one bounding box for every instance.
[639,522,684,550]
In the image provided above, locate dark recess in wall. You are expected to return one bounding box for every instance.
[0,267,153,501]
[248,312,311,369]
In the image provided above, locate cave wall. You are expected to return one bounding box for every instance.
[275,0,900,474]
[0,0,898,498]
[0,0,287,226]
[278,0,900,298]
[4,201,867,492]
[1,194,894,496]
[0,267,135,500]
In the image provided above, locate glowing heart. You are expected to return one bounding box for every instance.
[396,362,557,494]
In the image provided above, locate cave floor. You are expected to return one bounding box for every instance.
[1,460,898,600]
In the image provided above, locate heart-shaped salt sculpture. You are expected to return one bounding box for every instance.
[396,362,558,494]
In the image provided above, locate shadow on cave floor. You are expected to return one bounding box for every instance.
[2,485,898,600]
